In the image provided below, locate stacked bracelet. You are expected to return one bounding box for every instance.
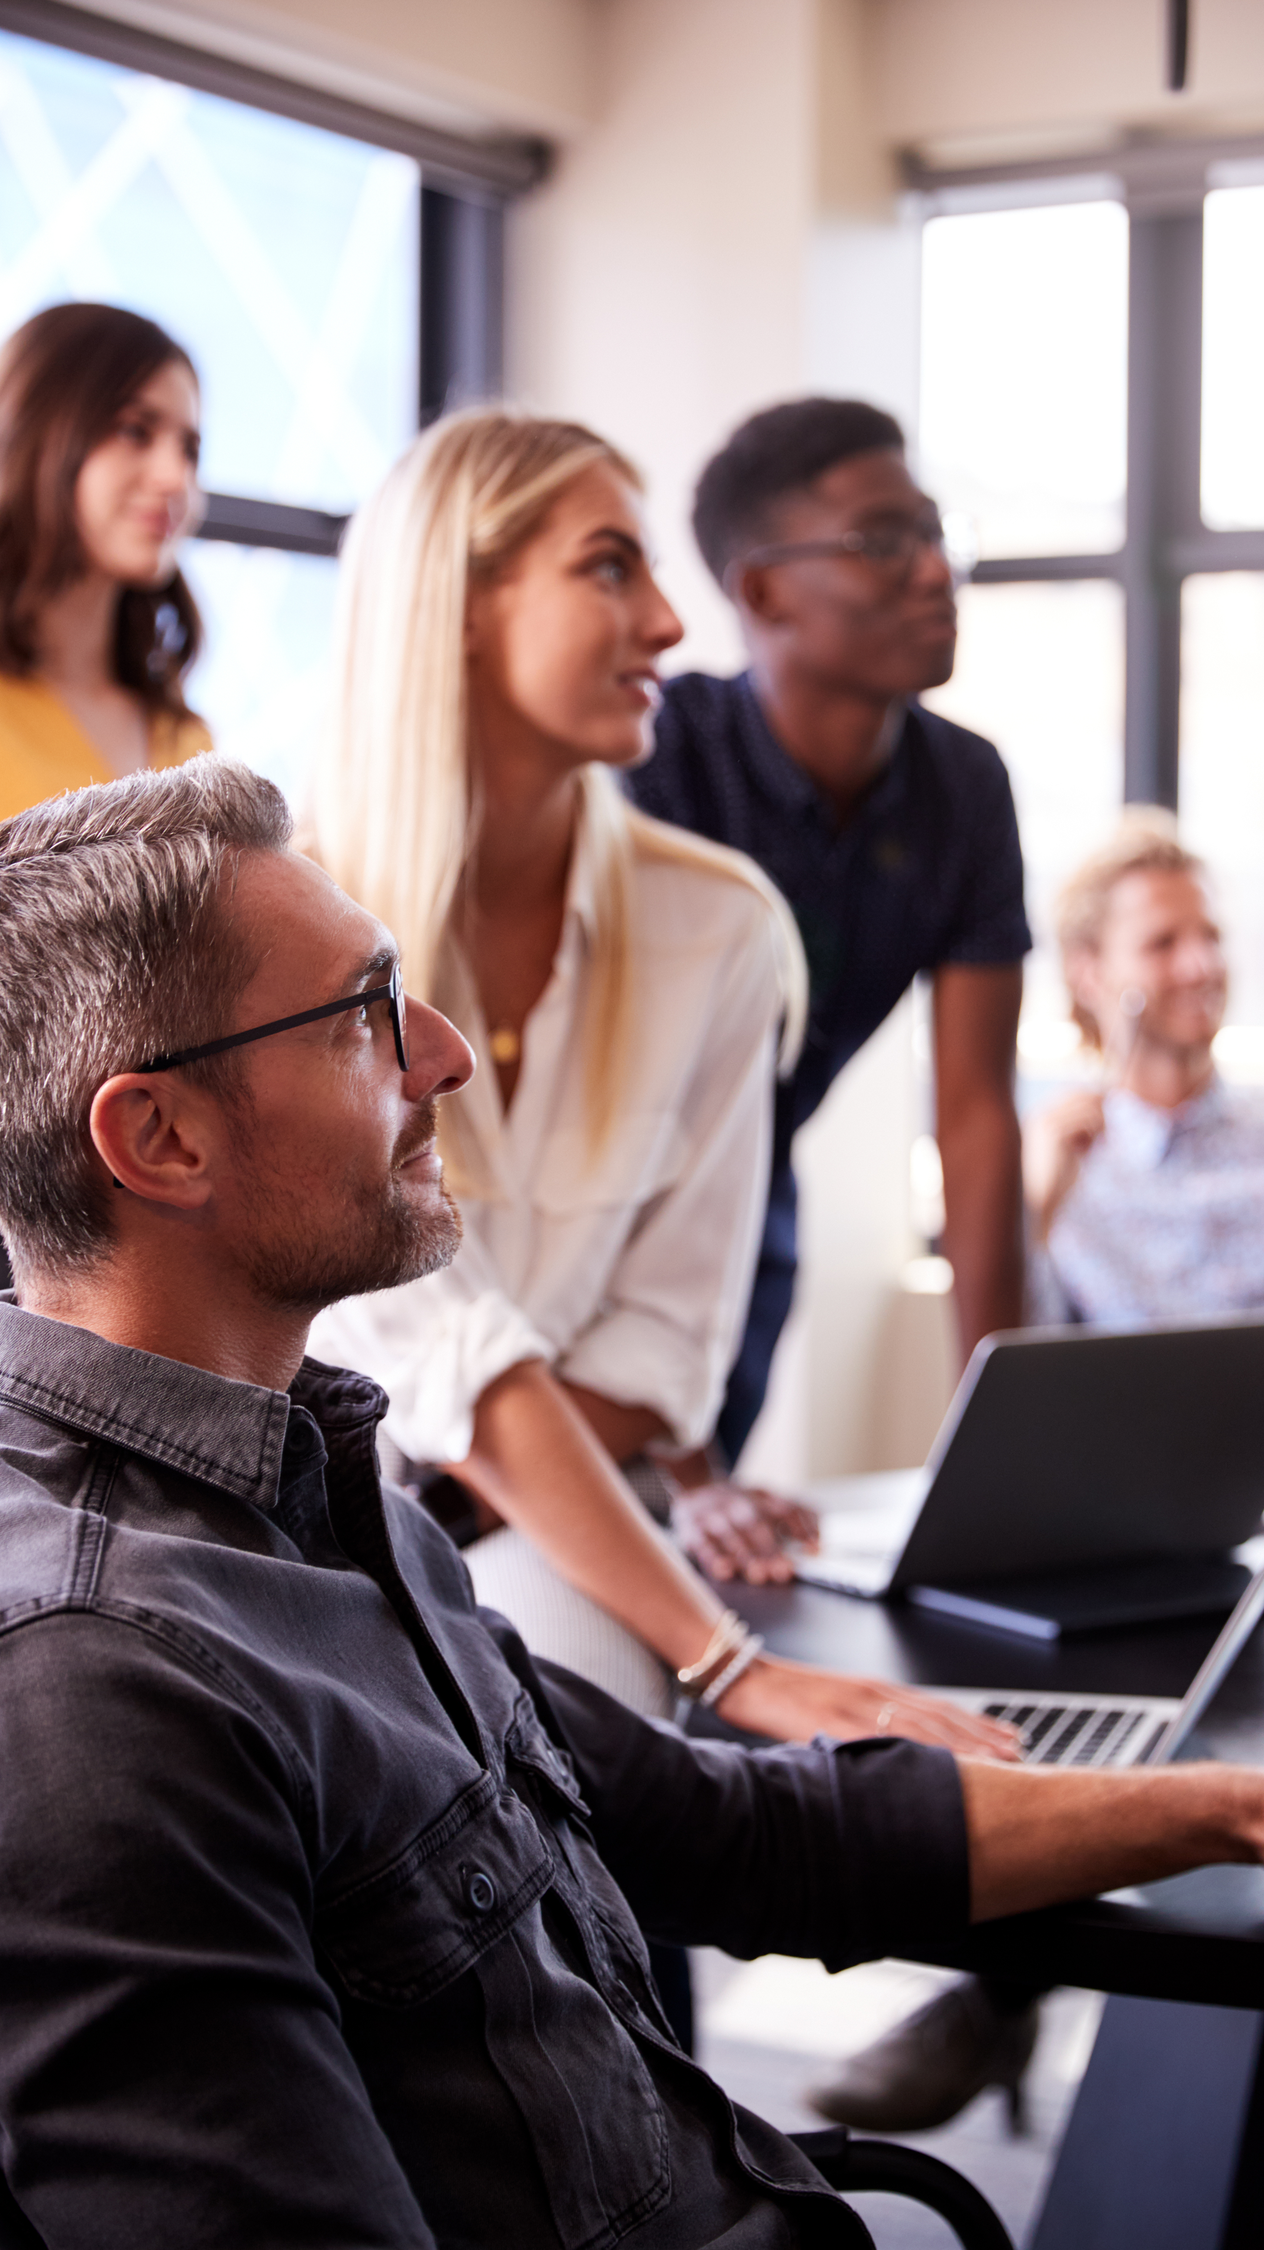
[698,1631,764,1708]
[675,1611,765,1707]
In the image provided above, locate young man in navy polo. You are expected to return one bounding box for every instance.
[629,401,1034,2129]
[629,397,1029,1471]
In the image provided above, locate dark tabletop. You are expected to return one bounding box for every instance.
[727,1576,1264,2008]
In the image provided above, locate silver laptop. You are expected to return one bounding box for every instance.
[791,1317,1264,1634]
[934,1553,1264,1768]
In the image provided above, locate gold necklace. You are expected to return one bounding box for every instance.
[488,1024,521,1066]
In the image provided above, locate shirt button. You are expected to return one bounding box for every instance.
[465,1868,497,1914]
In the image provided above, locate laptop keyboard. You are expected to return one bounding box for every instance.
[978,1695,1173,1767]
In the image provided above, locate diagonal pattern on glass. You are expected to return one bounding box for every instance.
[0,27,419,514]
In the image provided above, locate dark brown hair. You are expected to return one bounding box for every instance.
[692,396,905,585]
[0,302,203,714]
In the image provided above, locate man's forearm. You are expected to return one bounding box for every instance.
[933,961,1024,1363]
[961,1758,1264,1922]
[938,1100,1024,1362]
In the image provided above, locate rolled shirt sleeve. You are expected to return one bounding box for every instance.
[488,1622,972,1969]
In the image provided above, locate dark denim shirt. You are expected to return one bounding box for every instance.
[0,1301,968,2249]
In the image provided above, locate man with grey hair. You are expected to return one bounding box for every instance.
[0,757,1262,2249]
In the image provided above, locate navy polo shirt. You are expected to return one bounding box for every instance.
[627,670,1031,1459]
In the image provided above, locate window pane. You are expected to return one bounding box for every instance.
[1179,575,1264,1070]
[0,28,419,512]
[1202,187,1264,531]
[919,201,1128,559]
[921,579,1125,1079]
[181,544,338,810]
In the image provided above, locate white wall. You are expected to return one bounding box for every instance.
[866,0,1264,163]
[76,0,596,137]
[507,0,816,675]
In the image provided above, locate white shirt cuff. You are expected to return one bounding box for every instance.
[558,1309,722,1451]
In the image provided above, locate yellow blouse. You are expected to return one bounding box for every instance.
[0,675,211,822]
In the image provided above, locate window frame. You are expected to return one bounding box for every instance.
[0,0,542,557]
[908,133,1264,811]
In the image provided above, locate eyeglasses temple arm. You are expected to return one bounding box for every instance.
[140,984,394,1072]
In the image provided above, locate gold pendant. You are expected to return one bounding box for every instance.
[489,1024,521,1066]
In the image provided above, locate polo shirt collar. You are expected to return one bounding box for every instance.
[735,674,911,828]
[0,1297,388,1511]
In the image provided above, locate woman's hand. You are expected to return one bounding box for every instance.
[669,1481,819,1585]
[1022,1089,1106,1242]
[717,1656,1023,1761]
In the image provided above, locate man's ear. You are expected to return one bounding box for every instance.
[730,561,792,629]
[88,1074,217,1212]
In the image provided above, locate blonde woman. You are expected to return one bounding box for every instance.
[309,408,1013,1761]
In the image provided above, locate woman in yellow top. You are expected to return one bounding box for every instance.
[0,300,209,818]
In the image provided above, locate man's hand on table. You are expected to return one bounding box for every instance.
[960,1757,1264,1920]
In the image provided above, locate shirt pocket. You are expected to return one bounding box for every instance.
[317,1769,554,2007]
[532,1109,688,1216]
[318,1761,672,2250]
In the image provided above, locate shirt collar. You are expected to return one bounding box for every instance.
[1102,1074,1228,1169]
[0,1298,388,1511]
[735,674,911,828]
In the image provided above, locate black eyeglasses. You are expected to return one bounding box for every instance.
[733,515,959,580]
[140,961,410,1074]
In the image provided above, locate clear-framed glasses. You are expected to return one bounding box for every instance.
[733,510,977,586]
[139,960,410,1074]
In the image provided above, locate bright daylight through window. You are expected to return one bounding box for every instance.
[919,178,1264,1111]
[920,197,1128,1092]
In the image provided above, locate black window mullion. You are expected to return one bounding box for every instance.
[195,496,348,559]
[421,187,505,423]
[1122,209,1204,811]
[959,184,1264,823]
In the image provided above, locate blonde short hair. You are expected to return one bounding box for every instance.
[1054,808,1206,1048]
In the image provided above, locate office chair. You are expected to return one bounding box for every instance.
[0,2136,1014,2249]
[790,2125,1015,2249]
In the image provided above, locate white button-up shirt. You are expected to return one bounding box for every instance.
[1031,1077,1264,1325]
[310,815,785,1464]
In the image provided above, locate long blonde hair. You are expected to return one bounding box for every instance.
[312,408,805,1157]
